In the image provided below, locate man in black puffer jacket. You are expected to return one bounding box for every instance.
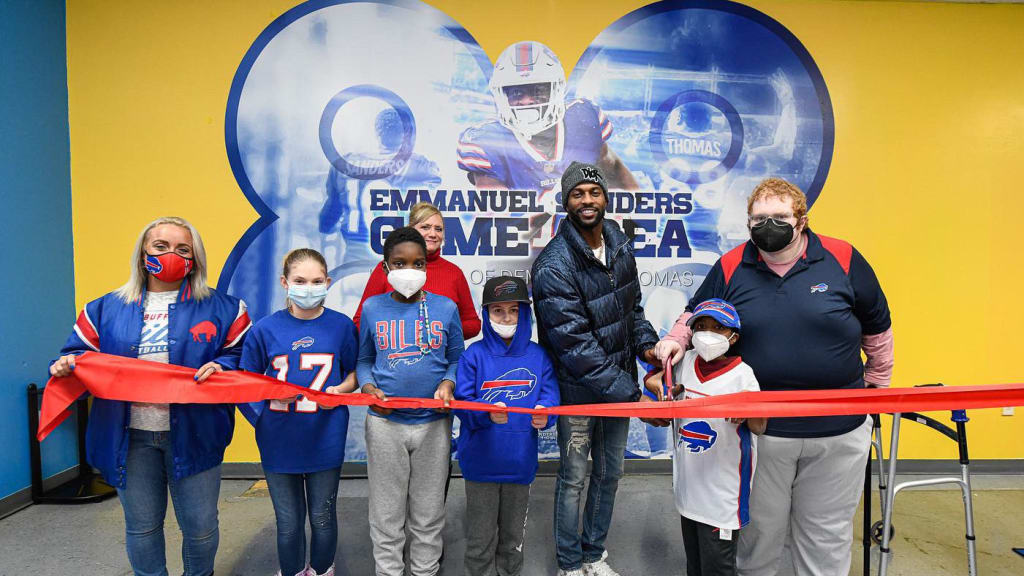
[532,161,659,576]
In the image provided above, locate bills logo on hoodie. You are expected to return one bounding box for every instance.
[480,367,537,403]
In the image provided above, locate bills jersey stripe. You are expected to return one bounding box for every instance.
[458,157,493,170]
[458,143,486,156]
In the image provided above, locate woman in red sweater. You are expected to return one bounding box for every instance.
[353,202,482,338]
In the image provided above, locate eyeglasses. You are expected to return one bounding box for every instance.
[748,213,795,226]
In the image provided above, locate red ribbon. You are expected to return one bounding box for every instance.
[37,352,1024,441]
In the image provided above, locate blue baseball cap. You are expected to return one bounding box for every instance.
[685,298,741,331]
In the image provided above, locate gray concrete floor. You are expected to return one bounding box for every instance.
[1,474,1022,575]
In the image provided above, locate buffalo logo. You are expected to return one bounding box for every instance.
[189,320,218,343]
[678,421,717,453]
[480,367,537,403]
[292,336,314,351]
[387,350,424,369]
[810,283,829,294]
[693,301,736,322]
[145,256,163,274]
[493,280,518,298]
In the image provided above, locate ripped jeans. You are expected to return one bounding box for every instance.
[553,415,629,570]
[265,467,341,575]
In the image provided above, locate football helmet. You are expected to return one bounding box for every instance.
[489,41,567,140]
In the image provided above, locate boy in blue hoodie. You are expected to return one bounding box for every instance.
[455,275,560,576]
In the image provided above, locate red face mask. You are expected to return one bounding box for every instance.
[145,252,193,283]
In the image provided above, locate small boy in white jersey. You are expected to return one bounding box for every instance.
[644,298,765,576]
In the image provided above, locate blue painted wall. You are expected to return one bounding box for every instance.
[0,0,79,501]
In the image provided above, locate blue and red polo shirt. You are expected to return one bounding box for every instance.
[688,229,891,438]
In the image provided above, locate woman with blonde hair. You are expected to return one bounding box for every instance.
[50,216,251,576]
[353,202,481,338]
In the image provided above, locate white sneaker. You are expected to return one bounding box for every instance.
[583,552,621,576]
[557,569,585,576]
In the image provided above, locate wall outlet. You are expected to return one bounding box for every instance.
[1002,407,1015,416]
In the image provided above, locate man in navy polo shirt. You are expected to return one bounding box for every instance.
[655,177,894,576]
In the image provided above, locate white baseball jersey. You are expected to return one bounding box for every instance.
[672,349,760,530]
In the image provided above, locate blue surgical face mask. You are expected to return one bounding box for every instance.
[288,283,328,310]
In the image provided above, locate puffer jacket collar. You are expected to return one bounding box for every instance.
[559,217,631,270]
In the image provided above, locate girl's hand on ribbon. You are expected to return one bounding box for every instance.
[320,373,358,409]
[194,362,223,383]
[434,379,455,412]
[531,405,547,429]
[490,401,508,424]
[363,383,391,416]
[50,354,77,377]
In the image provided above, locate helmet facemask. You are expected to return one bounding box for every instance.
[494,80,566,140]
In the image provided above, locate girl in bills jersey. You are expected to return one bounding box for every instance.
[240,248,358,576]
[644,299,765,576]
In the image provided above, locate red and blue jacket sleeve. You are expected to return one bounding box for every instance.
[211,300,251,371]
[58,297,104,357]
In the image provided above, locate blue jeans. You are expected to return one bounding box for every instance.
[265,467,341,575]
[117,429,221,576]
[553,415,629,570]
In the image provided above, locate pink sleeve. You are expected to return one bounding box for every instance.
[664,311,694,348]
[862,327,894,387]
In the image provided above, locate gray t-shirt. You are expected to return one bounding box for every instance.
[129,290,177,431]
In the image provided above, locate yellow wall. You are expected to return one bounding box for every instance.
[66,0,1024,461]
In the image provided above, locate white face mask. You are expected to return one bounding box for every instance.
[387,267,427,298]
[287,283,328,310]
[692,330,733,362]
[490,320,518,339]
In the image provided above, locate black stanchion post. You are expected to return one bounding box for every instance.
[24,383,116,504]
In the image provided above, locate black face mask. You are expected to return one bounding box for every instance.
[750,218,794,253]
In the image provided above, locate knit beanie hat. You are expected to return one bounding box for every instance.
[560,161,608,206]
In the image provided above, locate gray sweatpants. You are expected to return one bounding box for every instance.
[366,414,452,576]
[463,480,531,576]
[737,417,872,576]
